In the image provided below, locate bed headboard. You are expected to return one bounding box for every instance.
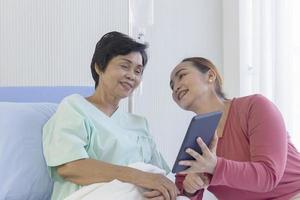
[0,86,94,103]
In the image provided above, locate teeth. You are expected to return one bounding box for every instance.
[178,90,188,100]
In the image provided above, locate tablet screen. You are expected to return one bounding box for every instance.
[172,111,222,173]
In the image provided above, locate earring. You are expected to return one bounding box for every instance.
[209,79,213,82]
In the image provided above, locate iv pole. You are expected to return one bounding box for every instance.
[128,0,153,113]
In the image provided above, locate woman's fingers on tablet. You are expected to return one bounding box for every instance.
[179,160,192,167]
[196,137,210,156]
[185,147,204,161]
[178,160,205,174]
[178,136,218,174]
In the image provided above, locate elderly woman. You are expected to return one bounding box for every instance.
[170,57,300,200]
[43,31,178,200]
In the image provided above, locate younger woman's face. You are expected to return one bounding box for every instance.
[170,61,212,111]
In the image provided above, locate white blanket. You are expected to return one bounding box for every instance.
[65,162,188,200]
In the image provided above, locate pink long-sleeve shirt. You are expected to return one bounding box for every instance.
[176,94,300,200]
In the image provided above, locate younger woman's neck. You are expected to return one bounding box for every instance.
[193,95,226,115]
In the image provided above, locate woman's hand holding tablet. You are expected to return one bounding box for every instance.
[172,111,222,173]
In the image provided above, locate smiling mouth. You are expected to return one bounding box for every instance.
[120,81,133,91]
[178,89,188,101]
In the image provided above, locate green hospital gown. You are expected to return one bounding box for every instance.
[43,94,170,200]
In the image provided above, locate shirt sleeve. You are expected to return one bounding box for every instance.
[210,95,288,192]
[175,174,204,199]
[150,144,171,174]
[43,99,90,175]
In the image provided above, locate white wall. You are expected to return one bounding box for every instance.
[222,0,240,98]
[0,0,128,86]
[0,0,129,110]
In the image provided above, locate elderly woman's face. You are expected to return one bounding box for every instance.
[99,51,143,99]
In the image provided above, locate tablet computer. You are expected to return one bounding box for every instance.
[172,111,222,173]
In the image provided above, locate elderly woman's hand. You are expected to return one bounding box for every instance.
[143,190,164,200]
[136,172,179,200]
[179,134,218,174]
